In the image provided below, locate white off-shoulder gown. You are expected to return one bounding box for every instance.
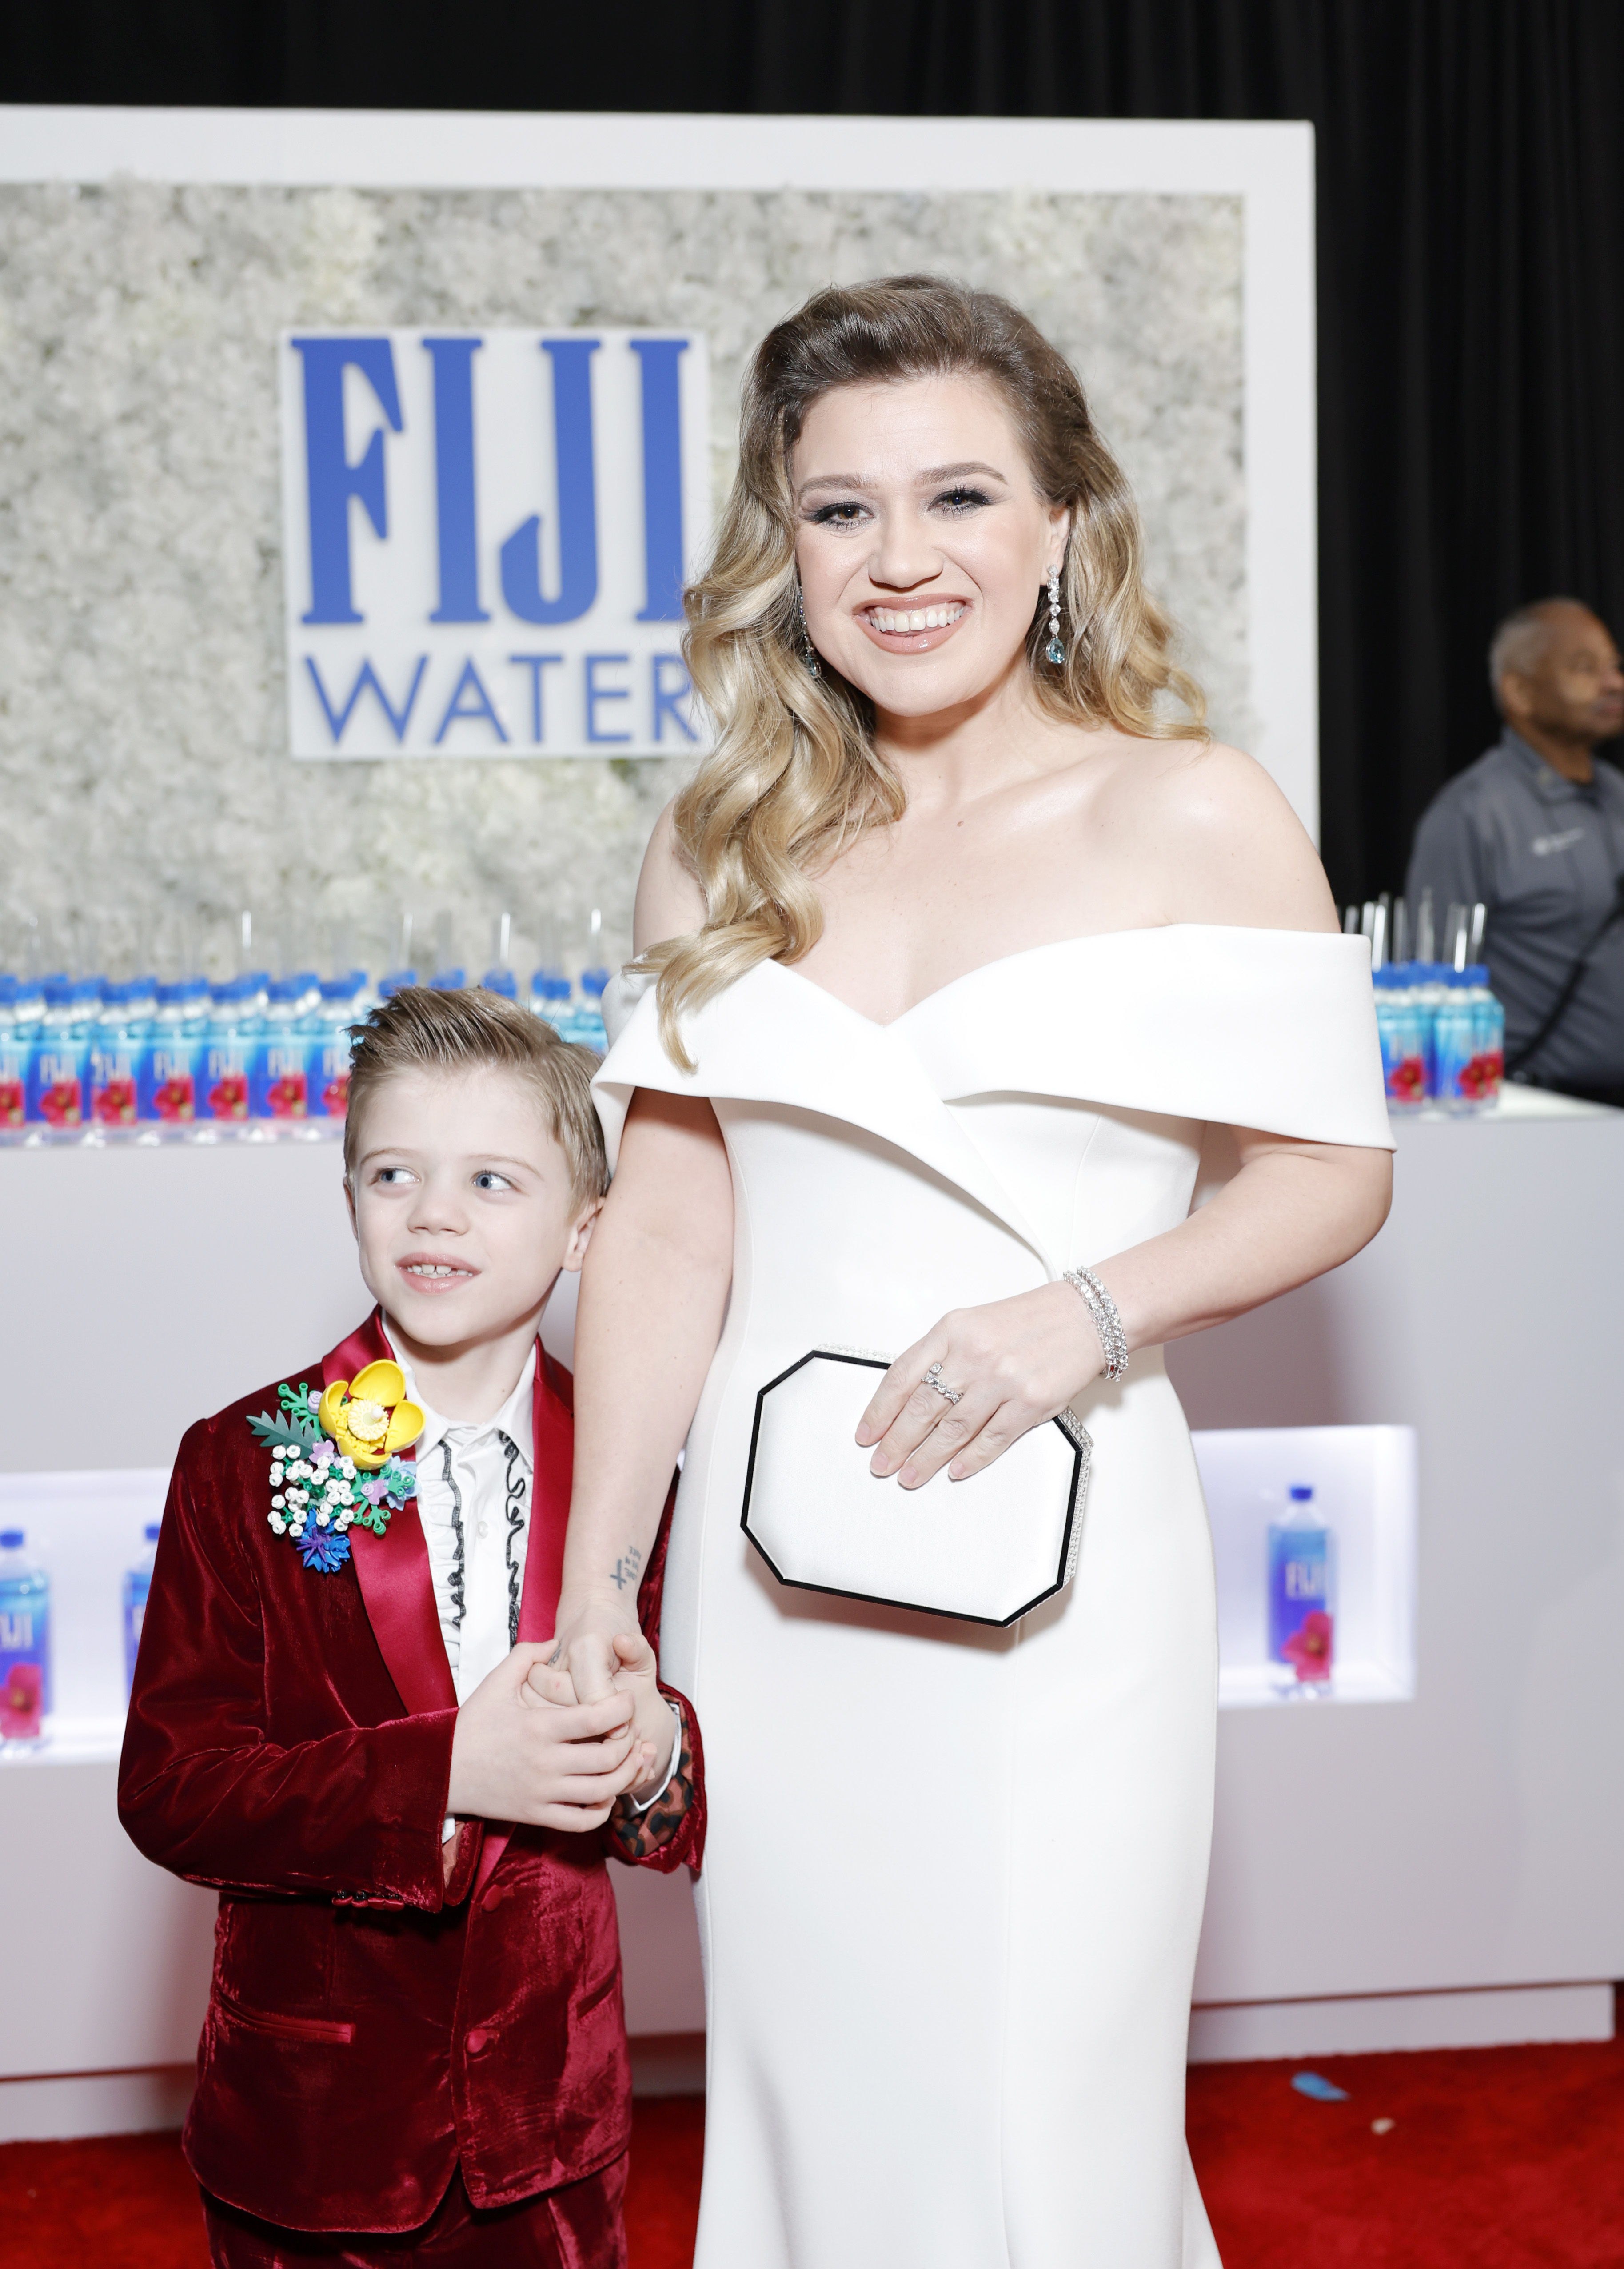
[594,929,1392,2269]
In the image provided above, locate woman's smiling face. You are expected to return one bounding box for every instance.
[791,374,1069,722]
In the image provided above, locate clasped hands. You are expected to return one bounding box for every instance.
[444,1627,676,1834]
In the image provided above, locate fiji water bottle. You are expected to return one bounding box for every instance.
[1416,962,1454,1098]
[137,979,203,1128]
[306,976,363,1121]
[249,978,310,1121]
[1471,966,1505,1106]
[197,978,253,1126]
[1373,965,1427,1112]
[575,964,611,1053]
[483,913,518,1000]
[1433,967,1488,1114]
[0,976,33,1136]
[0,1528,50,1737]
[89,976,153,1131]
[531,964,571,1030]
[25,977,96,1133]
[123,1522,160,1696]
[1267,1485,1334,1692]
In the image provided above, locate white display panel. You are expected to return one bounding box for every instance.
[1194,1424,1417,1707]
[0,1467,168,1763]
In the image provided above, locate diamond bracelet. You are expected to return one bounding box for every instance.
[1063,1266,1129,1383]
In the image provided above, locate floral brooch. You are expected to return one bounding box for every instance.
[247,1362,426,1574]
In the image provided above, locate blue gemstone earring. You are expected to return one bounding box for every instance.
[1045,567,1065,666]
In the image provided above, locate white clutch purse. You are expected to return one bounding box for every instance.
[740,1348,1092,1627]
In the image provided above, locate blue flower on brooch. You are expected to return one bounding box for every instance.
[247,1378,421,1575]
[298,1524,351,1573]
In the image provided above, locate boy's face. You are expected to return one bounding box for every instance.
[345,1067,599,1353]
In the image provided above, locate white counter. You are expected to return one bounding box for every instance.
[2,1089,1620,2131]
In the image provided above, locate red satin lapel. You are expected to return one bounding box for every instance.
[477,1347,574,1894]
[323,1309,455,1719]
[519,1351,573,1646]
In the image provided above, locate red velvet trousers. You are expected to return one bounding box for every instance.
[201,2156,627,2269]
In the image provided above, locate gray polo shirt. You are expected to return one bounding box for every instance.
[1405,730,1624,1087]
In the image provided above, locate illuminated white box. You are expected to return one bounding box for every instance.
[1193,1424,1417,1708]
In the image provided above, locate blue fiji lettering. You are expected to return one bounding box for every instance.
[423,338,490,625]
[509,653,565,742]
[630,339,688,623]
[585,654,632,744]
[291,338,403,626]
[1284,1559,1325,1600]
[304,656,430,745]
[652,654,698,742]
[500,339,601,624]
[434,659,510,746]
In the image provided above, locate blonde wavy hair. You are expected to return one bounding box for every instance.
[644,274,1207,1065]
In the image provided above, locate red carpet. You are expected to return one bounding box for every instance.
[5,2042,1624,2266]
[1187,2035,1624,2266]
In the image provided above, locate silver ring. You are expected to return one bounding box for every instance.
[923,1362,962,1407]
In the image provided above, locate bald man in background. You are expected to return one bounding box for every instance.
[1406,597,1624,1104]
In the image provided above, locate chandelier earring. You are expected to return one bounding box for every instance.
[797,587,822,679]
[1044,567,1065,666]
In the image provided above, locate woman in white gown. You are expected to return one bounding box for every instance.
[548,277,1394,2267]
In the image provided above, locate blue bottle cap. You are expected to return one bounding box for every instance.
[531,969,571,1002]
[42,977,75,1007]
[1466,964,1491,986]
[580,965,612,999]
[480,968,518,999]
[267,978,302,1004]
[319,976,360,1001]
[144,1522,161,1542]
[0,975,16,1006]
[379,969,419,999]
[1289,1484,1314,1502]
[429,968,467,990]
[0,1528,23,1549]
[156,981,188,1005]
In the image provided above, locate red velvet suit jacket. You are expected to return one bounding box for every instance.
[118,1311,704,2234]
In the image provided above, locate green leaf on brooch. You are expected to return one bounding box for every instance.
[247,1410,320,1453]
[278,1382,323,1431]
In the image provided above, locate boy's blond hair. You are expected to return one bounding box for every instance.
[342,986,609,1209]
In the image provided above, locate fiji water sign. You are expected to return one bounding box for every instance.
[280,330,711,759]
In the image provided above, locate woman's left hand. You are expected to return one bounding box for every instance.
[856,1279,1106,1487]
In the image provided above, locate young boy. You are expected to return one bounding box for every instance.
[119,986,702,2269]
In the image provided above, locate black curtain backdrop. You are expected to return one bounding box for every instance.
[5,0,1623,902]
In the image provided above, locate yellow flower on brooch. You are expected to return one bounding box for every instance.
[318,1362,425,1470]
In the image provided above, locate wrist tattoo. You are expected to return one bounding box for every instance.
[609,1541,645,1593]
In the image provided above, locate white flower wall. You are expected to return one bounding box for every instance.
[0,182,1243,982]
